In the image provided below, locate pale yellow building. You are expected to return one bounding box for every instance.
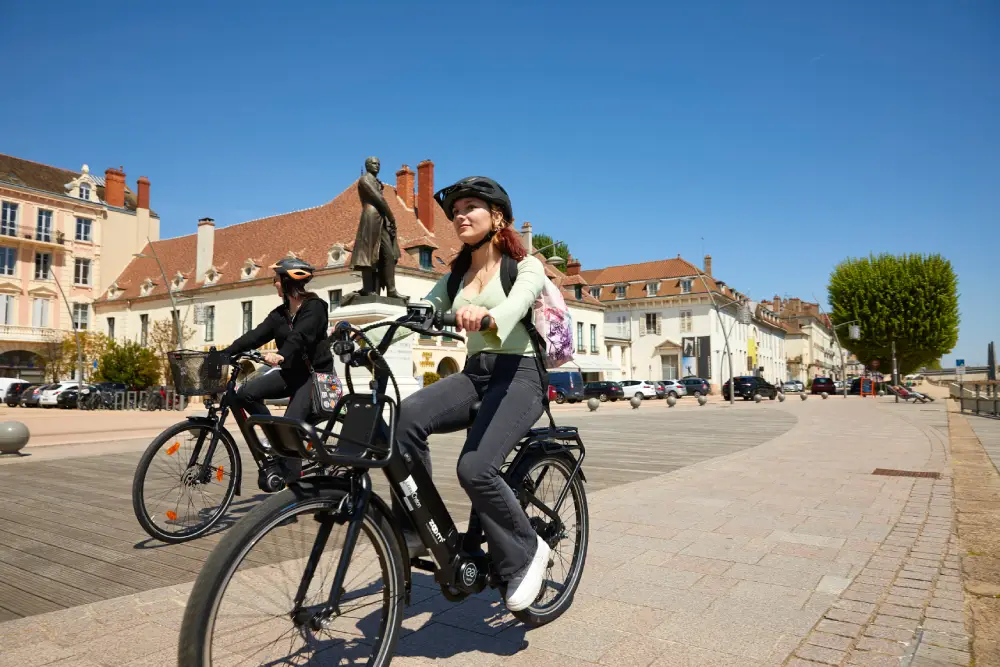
[0,153,159,381]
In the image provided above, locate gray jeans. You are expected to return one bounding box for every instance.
[394,352,545,578]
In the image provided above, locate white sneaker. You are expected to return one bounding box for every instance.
[505,535,550,612]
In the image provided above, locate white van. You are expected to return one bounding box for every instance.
[0,378,27,401]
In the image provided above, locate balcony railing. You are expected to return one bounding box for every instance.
[0,225,66,247]
[0,324,64,342]
[604,322,632,340]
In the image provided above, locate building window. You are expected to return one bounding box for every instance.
[74,258,91,286]
[590,286,600,299]
[107,317,115,339]
[72,303,89,330]
[31,298,49,328]
[680,309,693,333]
[204,305,215,342]
[615,284,626,299]
[590,324,597,353]
[1,295,13,325]
[641,312,660,336]
[34,252,51,280]
[574,285,582,300]
[36,209,52,242]
[75,217,93,242]
[1,202,17,236]
[680,279,693,294]
[242,301,253,334]
[647,282,659,297]
[0,247,15,276]
[576,322,585,353]
[140,314,149,346]
[328,289,342,311]
[79,183,90,200]
[419,248,433,270]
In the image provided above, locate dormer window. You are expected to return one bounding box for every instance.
[204,268,219,285]
[680,279,693,294]
[171,272,186,291]
[241,259,260,280]
[590,286,601,299]
[574,285,583,300]
[327,243,346,267]
[615,284,626,299]
[107,283,122,300]
[647,281,659,297]
[140,278,155,297]
[419,248,433,270]
[79,184,90,200]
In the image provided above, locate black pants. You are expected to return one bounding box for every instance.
[235,367,315,477]
[394,352,545,578]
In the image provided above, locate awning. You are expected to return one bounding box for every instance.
[553,356,621,373]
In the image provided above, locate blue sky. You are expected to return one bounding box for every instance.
[3,1,997,364]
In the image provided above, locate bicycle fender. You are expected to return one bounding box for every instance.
[512,443,587,483]
[287,475,413,606]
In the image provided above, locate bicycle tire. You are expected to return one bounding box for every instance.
[178,482,405,667]
[132,421,239,544]
[507,451,589,627]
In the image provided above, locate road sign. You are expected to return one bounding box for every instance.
[92,360,98,369]
[956,359,965,367]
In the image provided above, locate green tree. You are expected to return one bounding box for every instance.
[60,331,111,382]
[531,233,571,265]
[94,340,161,389]
[827,253,959,376]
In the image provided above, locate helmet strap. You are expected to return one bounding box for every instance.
[465,230,495,252]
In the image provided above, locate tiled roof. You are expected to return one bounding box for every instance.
[579,256,702,285]
[532,253,603,308]
[99,177,463,302]
[0,153,156,216]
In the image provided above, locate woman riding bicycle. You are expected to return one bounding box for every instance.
[393,175,550,613]
[221,258,333,478]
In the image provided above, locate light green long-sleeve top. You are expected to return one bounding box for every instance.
[422,254,545,356]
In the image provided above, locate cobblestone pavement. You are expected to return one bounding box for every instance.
[0,397,972,666]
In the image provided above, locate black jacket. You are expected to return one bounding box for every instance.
[222,296,333,375]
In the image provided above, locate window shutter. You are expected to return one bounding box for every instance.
[639,316,647,336]
[655,315,662,335]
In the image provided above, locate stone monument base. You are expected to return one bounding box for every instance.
[330,300,421,402]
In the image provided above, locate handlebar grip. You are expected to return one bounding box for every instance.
[439,313,492,330]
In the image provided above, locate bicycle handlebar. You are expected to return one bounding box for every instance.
[436,312,493,331]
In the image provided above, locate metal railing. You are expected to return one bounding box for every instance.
[0,324,64,341]
[957,382,999,418]
[604,322,631,340]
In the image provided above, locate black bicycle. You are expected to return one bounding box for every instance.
[131,349,331,544]
[177,301,590,666]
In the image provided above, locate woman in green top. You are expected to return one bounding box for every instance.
[394,176,550,613]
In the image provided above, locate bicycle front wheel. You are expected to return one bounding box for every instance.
[178,482,405,666]
[132,421,239,544]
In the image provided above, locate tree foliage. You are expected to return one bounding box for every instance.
[60,331,111,382]
[94,340,161,389]
[531,233,571,265]
[827,253,959,376]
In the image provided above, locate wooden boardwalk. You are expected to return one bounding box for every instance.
[0,405,796,619]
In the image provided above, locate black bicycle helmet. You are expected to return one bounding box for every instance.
[434,176,513,224]
[269,257,314,283]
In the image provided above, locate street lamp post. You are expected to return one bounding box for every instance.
[134,240,183,350]
[813,296,859,399]
[48,269,85,384]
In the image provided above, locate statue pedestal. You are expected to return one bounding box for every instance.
[330,300,421,402]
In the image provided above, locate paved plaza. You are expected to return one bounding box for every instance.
[0,396,979,666]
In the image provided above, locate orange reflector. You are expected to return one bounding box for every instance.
[216,466,224,482]
[166,510,177,521]
[166,442,180,456]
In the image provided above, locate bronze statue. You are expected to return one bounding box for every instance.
[350,156,403,301]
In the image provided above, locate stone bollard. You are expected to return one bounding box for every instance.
[667,395,677,407]
[697,394,707,406]
[0,421,30,455]
[587,397,600,412]
[754,394,762,403]
[821,392,829,399]
[878,390,886,397]
[778,392,786,402]
[630,395,642,409]
[800,393,808,401]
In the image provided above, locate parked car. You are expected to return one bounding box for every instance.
[660,379,687,399]
[57,386,88,409]
[810,377,837,395]
[3,381,35,406]
[781,380,801,393]
[722,376,779,401]
[619,380,660,400]
[0,377,28,402]
[21,383,55,407]
[679,377,711,396]
[549,370,585,404]
[547,385,558,402]
[651,382,667,399]
[583,381,624,402]
[39,382,79,408]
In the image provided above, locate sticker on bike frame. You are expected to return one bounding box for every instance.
[427,519,445,544]
[399,475,418,496]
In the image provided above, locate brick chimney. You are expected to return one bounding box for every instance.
[136,176,150,210]
[416,160,434,233]
[395,165,414,209]
[788,297,801,313]
[704,254,713,277]
[196,217,215,281]
[566,255,581,276]
[104,167,125,208]
[521,221,533,253]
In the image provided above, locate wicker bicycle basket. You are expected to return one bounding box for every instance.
[168,350,231,396]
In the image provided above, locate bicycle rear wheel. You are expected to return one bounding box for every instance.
[132,421,238,543]
[507,451,589,627]
[178,481,405,666]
